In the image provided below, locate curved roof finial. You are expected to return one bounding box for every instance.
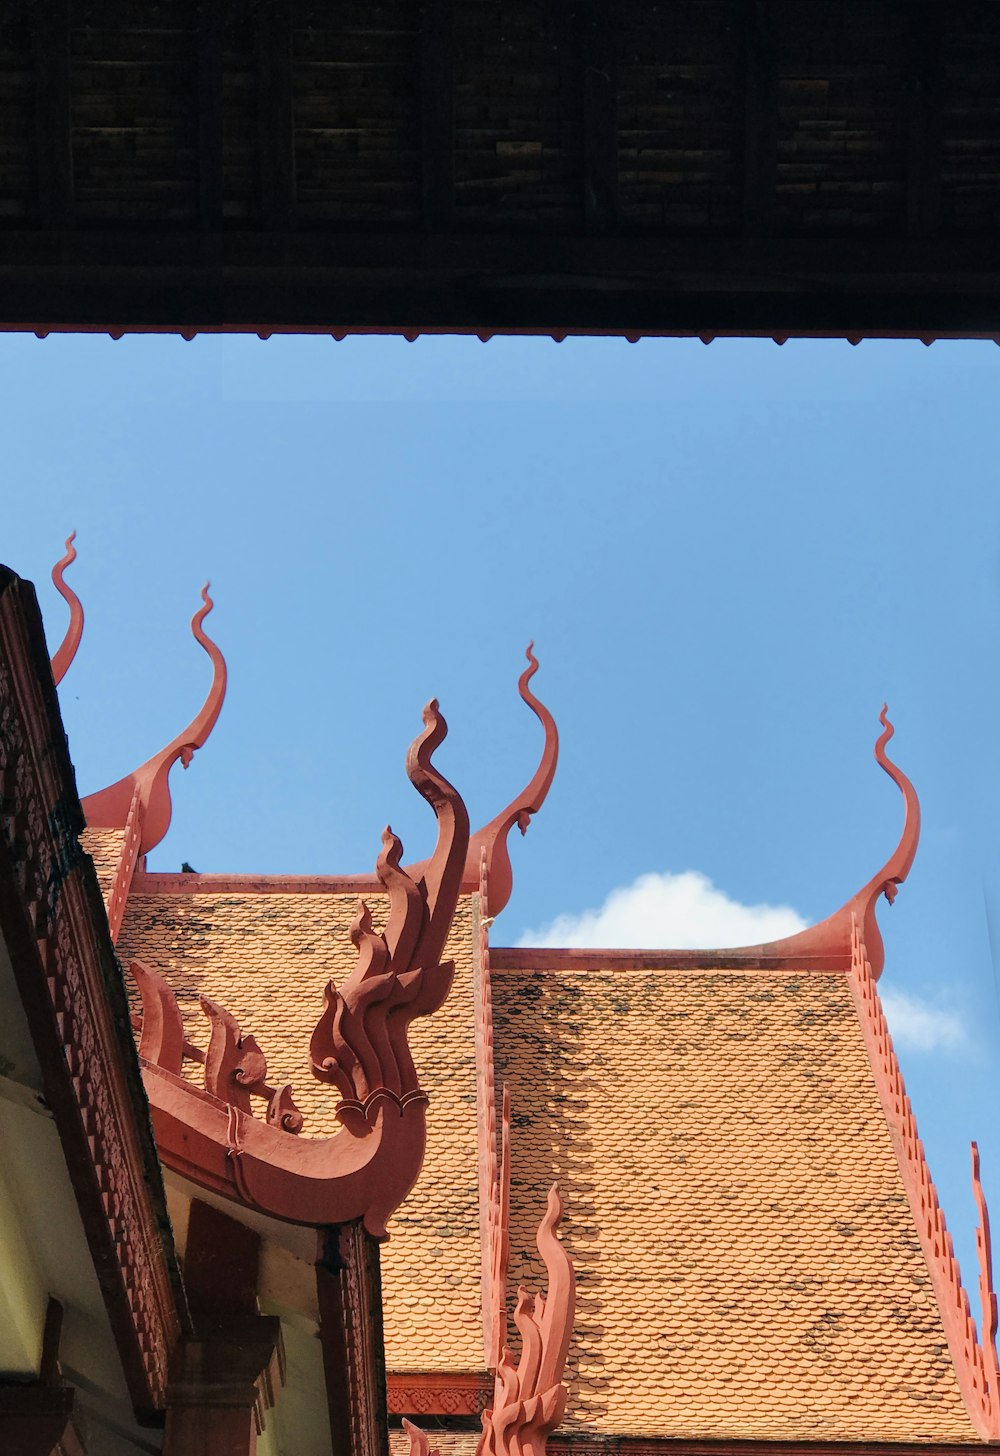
[81,584,227,855]
[468,643,559,916]
[727,703,920,976]
[406,645,559,917]
[49,531,84,685]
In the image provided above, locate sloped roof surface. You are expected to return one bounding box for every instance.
[111,857,980,1442]
[115,883,486,1375]
[491,963,977,1442]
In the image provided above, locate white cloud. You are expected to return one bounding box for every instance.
[879,988,966,1053]
[517,869,808,950]
[517,867,968,1055]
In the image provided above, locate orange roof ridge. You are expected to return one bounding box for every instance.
[407,645,559,919]
[49,530,84,685]
[131,697,470,1239]
[850,918,999,1439]
[82,583,227,855]
[495,704,919,976]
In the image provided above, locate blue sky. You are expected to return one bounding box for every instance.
[3,329,998,1318]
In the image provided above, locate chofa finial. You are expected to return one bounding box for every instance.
[49,532,84,685]
[309,697,469,1176]
[131,692,471,1240]
[81,582,227,855]
[405,645,559,919]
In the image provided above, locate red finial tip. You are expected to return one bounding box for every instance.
[50,531,84,685]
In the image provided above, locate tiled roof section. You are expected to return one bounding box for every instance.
[80,825,126,899]
[115,887,485,1373]
[389,1431,480,1456]
[490,966,979,1443]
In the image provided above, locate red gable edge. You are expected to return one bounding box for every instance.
[850,919,1000,1441]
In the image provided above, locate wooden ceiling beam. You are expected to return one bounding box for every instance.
[741,0,777,237]
[32,0,73,229]
[255,0,296,232]
[420,0,455,232]
[581,0,618,234]
[907,0,945,237]
[197,2,225,234]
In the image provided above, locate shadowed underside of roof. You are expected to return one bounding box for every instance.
[3,1,1000,337]
[491,964,978,1444]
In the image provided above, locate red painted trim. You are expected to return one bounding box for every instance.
[48,532,83,687]
[973,1143,1000,1412]
[106,787,144,942]
[548,1443,995,1456]
[490,949,855,973]
[386,1371,490,1416]
[131,872,383,895]
[82,584,227,855]
[849,920,997,1440]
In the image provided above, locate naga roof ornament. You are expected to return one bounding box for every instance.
[131,698,469,1239]
[407,1087,576,1456]
[81,583,227,856]
[406,644,558,918]
[748,704,919,976]
[49,531,84,685]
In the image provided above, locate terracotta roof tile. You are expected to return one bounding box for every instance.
[115,878,981,1443]
[116,888,485,1373]
[81,825,126,899]
[490,966,977,1443]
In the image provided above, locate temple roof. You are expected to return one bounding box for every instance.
[63,546,1000,1447]
[493,960,974,1442]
